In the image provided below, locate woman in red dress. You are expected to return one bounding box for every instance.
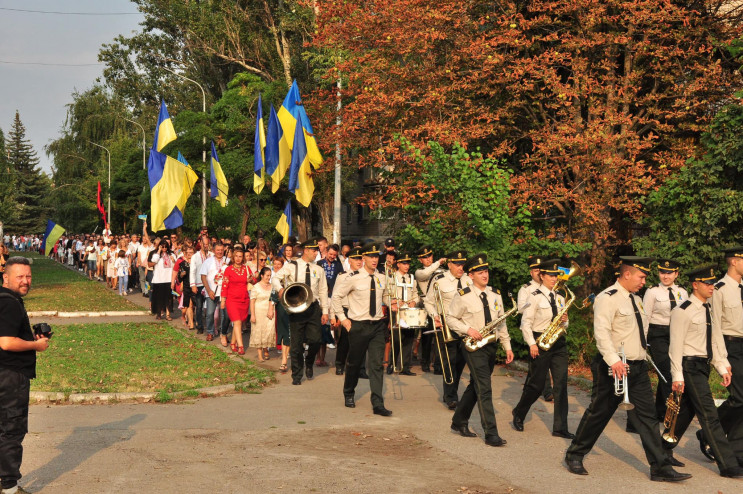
[220,246,252,355]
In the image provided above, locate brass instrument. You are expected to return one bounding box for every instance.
[280,282,314,314]
[536,261,592,351]
[662,391,682,443]
[431,275,455,384]
[608,344,634,410]
[463,294,522,352]
[385,266,403,373]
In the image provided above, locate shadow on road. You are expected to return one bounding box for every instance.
[23,413,146,492]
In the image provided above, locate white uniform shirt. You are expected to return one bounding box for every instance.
[331,269,388,322]
[448,285,511,351]
[711,274,743,337]
[271,258,329,314]
[593,281,648,366]
[520,285,566,346]
[643,283,688,326]
[423,270,473,319]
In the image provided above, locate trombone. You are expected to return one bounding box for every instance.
[385,266,403,374]
[430,277,456,385]
[609,343,635,410]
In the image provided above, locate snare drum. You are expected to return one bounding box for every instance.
[396,307,428,330]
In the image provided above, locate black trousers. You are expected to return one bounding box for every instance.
[717,336,743,457]
[0,368,30,490]
[566,355,671,471]
[389,327,415,372]
[442,338,467,403]
[662,358,737,472]
[344,319,386,408]
[452,343,501,440]
[513,333,569,432]
[289,302,322,381]
[648,324,673,420]
[419,316,434,369]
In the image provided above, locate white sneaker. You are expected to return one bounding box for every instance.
[327,343,336,349]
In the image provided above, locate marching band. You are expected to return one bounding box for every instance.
[279,238,743,483]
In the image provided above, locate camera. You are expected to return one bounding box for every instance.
[32,323,53,339]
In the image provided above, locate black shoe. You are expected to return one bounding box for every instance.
[666,453,685,467]
[373,406,392,417]
[451,424,477,438]
[386,365,394,375]
[400,370,417,376]
[650,468,691,482]
[512,410,524,432]
[565,458,588,475]
[552,430,575,439]
[345,396,355,408]
[720,466,743,478]
[626,421,639,434]
[484,436,507,447]
[446,400,458,410]
[697,429,716,462]
[335,367,344,375]
[359,371,369,379]
[421,365,430,373]
[543,392,554,402]
[196,329,204,334]
[292,379,301,385]
[305,366,314,380]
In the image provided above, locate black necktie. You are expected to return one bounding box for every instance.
[369,276,376,317]
[549,292,558,318]
[305,264,311,285]
[481,292,492,324]
[739,284,743,307]
[668,287,677,309]
[629,295,648,349]
[704,303,713,359]
[457,278,462,290]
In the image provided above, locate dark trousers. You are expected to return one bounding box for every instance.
[452,343,501,439]
[717,337,743,457]
[442,338,466,403]
[513,333,569,432]
[389,327,415,372]
[336,326,350,368]
[0,368,30,490]
[289,302,322,381]
[419,317,434,369]
[192,289,205,330]
[648,324,672,420]
[662,358,738,471]
[344,319,386,408]
[566,355,670,471]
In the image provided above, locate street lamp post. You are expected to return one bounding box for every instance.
[122,117,146,170]
[161,66,208,229]
[88,141,111,227]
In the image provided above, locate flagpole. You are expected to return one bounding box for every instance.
[333,77,342,244]
[89,141,111,228]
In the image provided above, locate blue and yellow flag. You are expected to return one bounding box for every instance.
[275,200,292,244]
[154,100,177,152]
[42,220,65,256]
[277,80,323,168]
[287,120,314,207]
[254,94,266,195]
[265,104,290,193]
[210,141,228,207]
[161,152,199,230]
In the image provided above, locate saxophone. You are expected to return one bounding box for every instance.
[463,294,521,352]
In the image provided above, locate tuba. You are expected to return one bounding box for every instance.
[463,294,522,352]
[536,261,593,351]
[662,391,682,443]
[280,282,314,313]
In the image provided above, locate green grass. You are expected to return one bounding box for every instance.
[12,253,138,312]
[32,322,272,394]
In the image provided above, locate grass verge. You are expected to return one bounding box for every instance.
[32,322,272,394]
[14,252,138,312]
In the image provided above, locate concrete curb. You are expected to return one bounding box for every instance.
[29,380,271,404]
[28,310,151,318]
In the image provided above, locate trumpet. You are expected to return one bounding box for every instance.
[608,344,634,410]
[662,391,682,443]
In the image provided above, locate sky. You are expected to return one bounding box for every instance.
[0,0,143,174]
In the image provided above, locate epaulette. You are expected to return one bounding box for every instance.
[496,288,501,294]
[349,270,359,276]
[679,300,692,310]
[432,272,445,282]
[532,289,541,296]
[522,283,528,289]
[458,287,471,296]
[715,281,725,290]
[605,289,618,296]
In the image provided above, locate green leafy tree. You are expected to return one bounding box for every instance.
[5,112,49,233]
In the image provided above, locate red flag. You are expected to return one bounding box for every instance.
[96,181,107,227]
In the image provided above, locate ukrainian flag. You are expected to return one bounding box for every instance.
[254,94,266,195]
[42,220,65,256]
[277,80,323,167]
[265,104,290,193]
[161,152,199,230]
[275,200,292,244]
[210,141,228,207]
[154,100,176,152]
[287,120,314,207]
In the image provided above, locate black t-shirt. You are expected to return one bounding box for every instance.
[0,286,36,378]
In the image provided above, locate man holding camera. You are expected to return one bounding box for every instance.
[0,257,50,494]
